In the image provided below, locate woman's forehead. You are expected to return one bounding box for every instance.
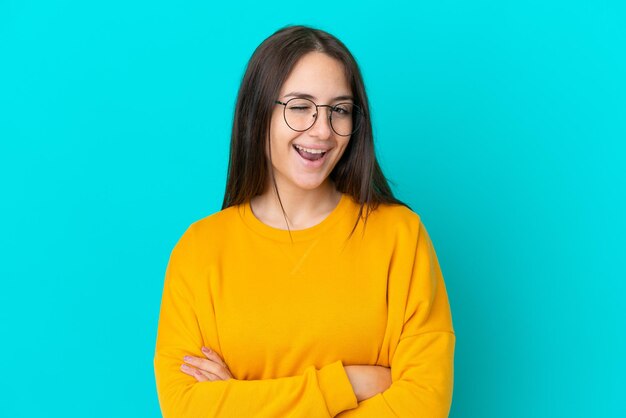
[278,52,352,100]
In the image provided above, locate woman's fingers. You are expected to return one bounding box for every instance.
[180,363,220,382]
[200,347,234,379]
[201,346,230,370]
[179,346,234,381]
[182,354,232,380]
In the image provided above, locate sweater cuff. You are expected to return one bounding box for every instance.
[316,360,359,416]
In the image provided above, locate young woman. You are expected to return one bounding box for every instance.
[154,25,455,417]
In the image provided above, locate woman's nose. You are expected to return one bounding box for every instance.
[309,108,333,139]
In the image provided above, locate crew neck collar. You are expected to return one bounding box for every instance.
[238,193,352,242]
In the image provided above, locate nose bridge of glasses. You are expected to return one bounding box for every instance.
[313,104,334,120]
[308,105,332,135]
[309,104,331,127]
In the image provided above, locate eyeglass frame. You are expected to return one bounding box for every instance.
[274,98,364,137]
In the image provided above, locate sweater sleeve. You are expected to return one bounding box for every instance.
[337,220,455,417]
[153,225,359,418]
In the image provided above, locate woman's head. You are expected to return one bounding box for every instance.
[268,51,354,195]
[223,25,402,217]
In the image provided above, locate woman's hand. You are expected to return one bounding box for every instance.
[344,365,392,402]
[180,346,234,382]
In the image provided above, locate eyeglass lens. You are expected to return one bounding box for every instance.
[283,98,361,136]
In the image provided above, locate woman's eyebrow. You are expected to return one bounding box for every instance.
[283,91,354,101]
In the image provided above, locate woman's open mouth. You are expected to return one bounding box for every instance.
[293,144,328,162]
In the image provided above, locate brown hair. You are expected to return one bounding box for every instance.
[222,25,406,227]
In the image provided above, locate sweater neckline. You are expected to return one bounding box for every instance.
[238,193,352,242]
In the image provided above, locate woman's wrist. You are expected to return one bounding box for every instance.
[344,365,392,402]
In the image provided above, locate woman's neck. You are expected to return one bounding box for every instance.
[250,181,342,230]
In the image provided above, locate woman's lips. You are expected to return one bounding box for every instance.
[292,144,329,167]
[293,144,328,161]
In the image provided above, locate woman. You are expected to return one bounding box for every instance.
[154,25,455,417]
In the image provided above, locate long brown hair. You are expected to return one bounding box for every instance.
[222,25,406,226]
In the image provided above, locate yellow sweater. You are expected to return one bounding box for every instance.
[154,194,455,417]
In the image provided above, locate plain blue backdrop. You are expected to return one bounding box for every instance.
[1,0,624,417]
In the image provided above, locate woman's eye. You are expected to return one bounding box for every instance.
[289,106,311,112]
[333,105,351,115]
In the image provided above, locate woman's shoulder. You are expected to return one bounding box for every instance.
[190,204,241,231]
[173,204,243,249]
[363,199,423,231]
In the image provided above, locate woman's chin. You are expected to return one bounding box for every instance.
[288,175,331,193]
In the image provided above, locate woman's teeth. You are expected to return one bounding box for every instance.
[294,144,327,154]
[293,144,327,161]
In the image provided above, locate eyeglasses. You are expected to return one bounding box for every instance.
[275,97,363,137]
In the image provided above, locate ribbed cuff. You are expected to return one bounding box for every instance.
[316,360,359,417]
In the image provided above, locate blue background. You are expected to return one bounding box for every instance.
[1,1,624,417]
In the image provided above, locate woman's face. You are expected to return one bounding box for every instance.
[267,52,352,195]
